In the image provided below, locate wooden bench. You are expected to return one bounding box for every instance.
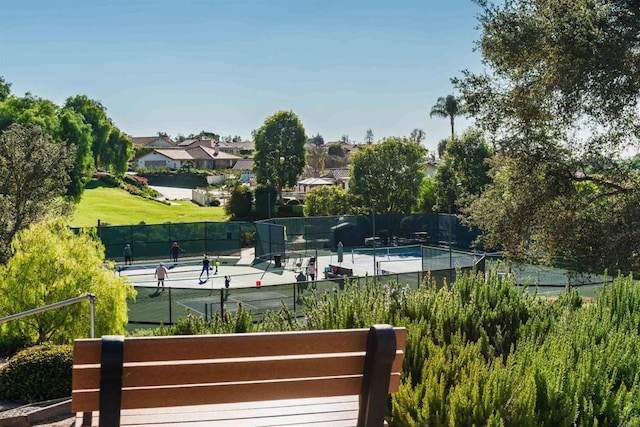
[324,264,354,279]
[72,325,406,427]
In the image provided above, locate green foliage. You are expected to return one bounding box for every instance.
[429,95,462,139]
[0,89,128,200]
[225,184,253,220]
[415,176,436,213]
[303,185,351,216]
[0,76,10,102]
[0,219,136,344]
[64,95,133,176]
[327,143,345,157]
[253,110,307,200]
[135,305,258,336]
[295,270,640,426]
[456,0,640,273]
[444,128,492,196]
[433,129,492,214]
[0,343,73,402]
[240,230,256,247]
[0,325,29,358]
[0,123,75,263]
[349,137,427,213]
[309,133,325,147]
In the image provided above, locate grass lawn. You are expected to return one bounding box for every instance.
[70,182,228,227]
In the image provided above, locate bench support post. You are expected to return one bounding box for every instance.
[358,324,397,427]
[99,335,125,427]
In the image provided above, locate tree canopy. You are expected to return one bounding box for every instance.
[349,137,427,213]
[455,0,640,272]
[304,185,351,217]
[308,133,325,147]
[0,76,10,102]
[0,124,74,263]
[364,129,374,144]
[0,85,131,200]
[64,95,133,175]
[0,219,135,344]
[430,95,462,140]
[253,111,307,201]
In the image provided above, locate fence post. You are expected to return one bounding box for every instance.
[168,287,172,325]
[220,288,225,321]
[89,294,96,338]
[293,283,297,313]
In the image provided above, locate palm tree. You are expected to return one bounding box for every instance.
[430,95,462,140]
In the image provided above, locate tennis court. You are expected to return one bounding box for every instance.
[120,245,609,327]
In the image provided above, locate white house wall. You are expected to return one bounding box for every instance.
[138,152,183,169]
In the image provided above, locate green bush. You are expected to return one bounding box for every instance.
[0,343,73,402]
[0,326,31,358]
[225,185,253,219]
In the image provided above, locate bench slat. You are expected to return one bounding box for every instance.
[73,373,401,412]
[77,396,363,426]
[73,351,404,390]
[74,329,378,364]
[74,354,365,389]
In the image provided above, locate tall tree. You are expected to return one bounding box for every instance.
[455,0,640,272]
[349,137,426,213]
[410,128,425,144]
[430,95,462,140]
[0,219,135,343]
[364,129,374,144]
[0,124,74,263]
[305,144,326,177]
[0,76,10,102]
[64,95,133,175]
[433,129,492,213]
[309,133,325,147]
[0,94,94,200]
[253,110,307,201]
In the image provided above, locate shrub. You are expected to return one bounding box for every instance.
[225,185,253,219]
[209,198,221,207]
[0,343,73,402]
[240,230,255,247]
[0,327,31,358]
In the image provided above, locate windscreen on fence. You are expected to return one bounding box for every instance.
[255,221,286,260]
[82,221,253,262]
[256,213,482,255]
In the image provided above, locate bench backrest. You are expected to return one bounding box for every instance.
[72,326,406,424]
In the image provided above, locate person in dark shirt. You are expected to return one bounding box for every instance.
[199,254,210,281]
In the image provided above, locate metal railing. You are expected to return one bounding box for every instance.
[0,294,96,338]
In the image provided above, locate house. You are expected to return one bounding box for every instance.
[137,149,194,169]
[177,136,220,148]
[136,142,242,170]
[325,168,350,190]
[186,144,241,169]
[231,159,256,184]
[131,136,175,148]
[219,140,255,157]
[296,168,350,193]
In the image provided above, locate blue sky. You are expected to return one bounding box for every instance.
[0,0,485,153]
